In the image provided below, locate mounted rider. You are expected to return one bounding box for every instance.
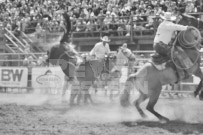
[152,12,194,80]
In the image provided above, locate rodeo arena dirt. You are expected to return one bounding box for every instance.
[1,0,203,135]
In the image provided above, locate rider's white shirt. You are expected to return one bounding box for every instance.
[90,42,110,59]
[154,20,188,44]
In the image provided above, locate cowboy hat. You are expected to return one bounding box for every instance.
[101,36,110,42]
[160,12,176,21]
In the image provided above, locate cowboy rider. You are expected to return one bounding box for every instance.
[153,12,194,79]
[90,36,111,60]
[153,12,194,58]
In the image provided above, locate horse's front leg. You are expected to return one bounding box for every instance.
[61,79,69,102]
[70,81,80,106]
[194,80,202,97]
[81,81,94,105]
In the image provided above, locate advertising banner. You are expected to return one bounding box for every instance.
[32,67,65,90]
[0,67,28,87]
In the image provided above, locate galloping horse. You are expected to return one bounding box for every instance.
[47,42,117,105]
[120,26,203,122]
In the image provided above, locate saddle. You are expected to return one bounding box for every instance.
[151,42,197,81]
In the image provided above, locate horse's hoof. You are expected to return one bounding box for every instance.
[61,100,68,104]
[199,96,203,101]
[141,113,148,119]
[69,103,76,107]
[120,100,130,107]
[194,92,198,97]
[159,118,170,124]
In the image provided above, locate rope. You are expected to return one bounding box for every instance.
[171,37,200,70]
[178,26,202,49]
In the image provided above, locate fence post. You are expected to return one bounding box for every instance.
[99,16,103,37]
[130,15,134,43]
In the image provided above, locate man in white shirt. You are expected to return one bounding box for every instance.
[153,12,191,58]
[153,12,193,80]
[120,43,136,74]
[90,36,111,59]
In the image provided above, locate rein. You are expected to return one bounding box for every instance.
[178,27,202,49]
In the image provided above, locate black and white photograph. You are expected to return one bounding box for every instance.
[0,0,202,134]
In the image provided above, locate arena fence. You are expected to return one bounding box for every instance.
[0,51,202,96]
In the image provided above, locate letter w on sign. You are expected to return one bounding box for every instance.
[1,69,23,82]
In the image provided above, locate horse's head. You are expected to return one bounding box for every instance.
[178,14,203,37]
[63,43,83,66]
[176,14,203,48]
[119,47,136,61]
[178,14,198,27]
[199,91,203,101]
[48,42,83,74]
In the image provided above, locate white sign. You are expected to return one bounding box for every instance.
[0,67,28,87]
[32,67,65,90]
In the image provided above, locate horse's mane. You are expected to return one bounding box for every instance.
[67,43,79,55]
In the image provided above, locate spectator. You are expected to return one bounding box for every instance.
[86,18,95,37]
[35,23,43,38]
[0,0,200,39]
[75,17,86,32]
[185,0,196,13]
[90,36,111,59]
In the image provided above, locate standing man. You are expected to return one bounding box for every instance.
[89,36,111,96]
[120,43,136,74]
[90,36,111,60]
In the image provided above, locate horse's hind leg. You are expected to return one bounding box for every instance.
[70,82,80,106]
[82,82,94,104]
[193,67,203,97]
[76,90,82,105]
[84,89,94,104]
[146,87,170,123]
[62,80,68,102]
[194,80,203,97]
[134,91,148,118]
[70,89,78,106]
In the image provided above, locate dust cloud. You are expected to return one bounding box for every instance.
[0,90,203,124]
[155,98,203,123]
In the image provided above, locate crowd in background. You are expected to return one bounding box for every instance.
[0,0,202,67]
[2,54,48,67]
[0,0,202,37]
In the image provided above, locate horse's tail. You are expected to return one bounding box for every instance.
[120,75,136,107]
